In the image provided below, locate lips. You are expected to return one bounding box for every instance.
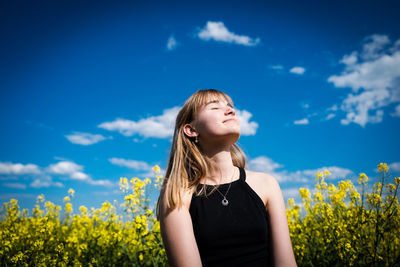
[223,118,237,123]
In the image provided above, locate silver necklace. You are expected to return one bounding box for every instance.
[214,167,236,206]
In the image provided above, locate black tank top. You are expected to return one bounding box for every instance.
[189,167,271,267]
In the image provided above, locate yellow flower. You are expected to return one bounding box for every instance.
[152,165,161,173]
[68,188,75,198]
[367,193,382,205]
[324,169,331,176]
[63,196,71,202]
[316,172,324,181]
[101,202,112,213]
[145,209,154,216]
[314,192,323,202]
[387,184,396,191]
[358,173,368,185]
[119,177,129,192]
[37,194,45,203]
[299,188,311,200]
[79,205,88,215]
[345,242,351,252]
[124,194,135,202]
[378,163,389,173]
[65,203,73,213]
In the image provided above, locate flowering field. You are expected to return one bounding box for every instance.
[1,164,399,266]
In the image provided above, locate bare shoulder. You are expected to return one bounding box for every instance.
[245,169,279,189]
[159,185,193,217]
[181,188,194,210]
[245,169,281,206]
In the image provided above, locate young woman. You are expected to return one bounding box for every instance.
[156,89,297,267]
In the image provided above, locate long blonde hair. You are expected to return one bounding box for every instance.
[156,89,246,219]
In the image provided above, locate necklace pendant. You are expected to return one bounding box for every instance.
[221,198,229,206]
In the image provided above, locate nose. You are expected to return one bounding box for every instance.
[225,106,235,116]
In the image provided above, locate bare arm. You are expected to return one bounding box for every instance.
[265,175,297,267]
[159,189,202,267]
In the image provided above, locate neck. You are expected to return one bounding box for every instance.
[200,143,237,185]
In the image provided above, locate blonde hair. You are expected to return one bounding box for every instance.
[156,89,246,219]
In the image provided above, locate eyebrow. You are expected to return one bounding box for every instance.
[204,99,234,107]
[205,100,220,106]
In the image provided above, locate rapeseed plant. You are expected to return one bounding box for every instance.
[0,163,398,266]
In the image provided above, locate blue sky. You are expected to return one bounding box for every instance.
[1,0,400,212]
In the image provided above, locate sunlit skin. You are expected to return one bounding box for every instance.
[184,96,241,184]
[191,98,240,147]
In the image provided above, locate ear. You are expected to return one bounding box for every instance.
[183,123,198,138]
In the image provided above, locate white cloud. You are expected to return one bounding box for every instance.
[270,65,306,76]
[65,132,111,145]
[46,161,83,175]
[109,157,164,178]
[290,67,306,75]
[30,178,63,188]
[0,161,99,188]
[3,182,27,190]
[70,171,90,181]
[340,92,386,126]
[328,104,338,111]
[46,161,113,187]
[98,106,180,138]
[248,156,284,173]
[294,118,309,125]
[391,104,400,117]
[30,173,63,188]
[0,161,67,189]
[281,187,302,201]
[247,155,354,184]
[325,113,336,120]
[301,166,353,180]
[389,162,400,172]
[323,105,338,121]
[236,110,258,135]
[361,34,390,61]
[0,162,41,175]
[87,179,114,187]
[327,34,400,127]
[109,158,152,171]
[167,35,177,50]
[340,51,358,66]
[198,21,260,46]
[99,106,258,138]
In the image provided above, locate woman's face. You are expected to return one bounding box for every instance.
[192,96,241,144]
